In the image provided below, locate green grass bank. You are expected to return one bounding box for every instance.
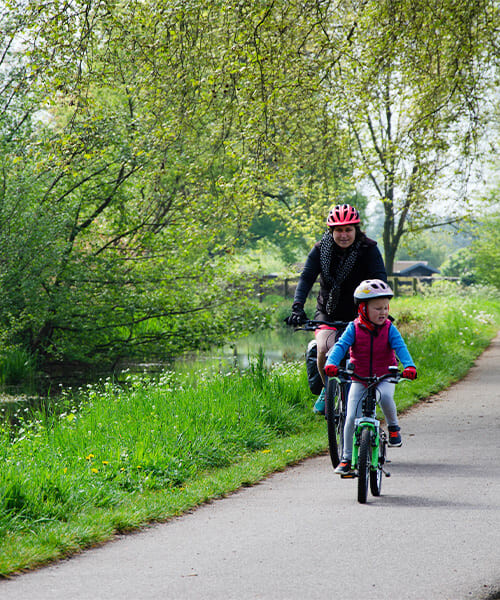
[0,284,499,576]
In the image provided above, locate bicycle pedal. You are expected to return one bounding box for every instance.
[340,472,357,479]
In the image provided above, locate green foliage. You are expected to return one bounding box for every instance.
[440,247,477,284]
[470,214,500,289]
[0,348,37,388]
[439,215,500,288]
[0,0,497,370]
[326,0,497,272]
[395,229,468,270]
[390,284,500,408]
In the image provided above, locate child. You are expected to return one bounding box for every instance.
[324,279,417,475]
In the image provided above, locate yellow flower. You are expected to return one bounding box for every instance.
[261,449,271,454]
[91,468,99,474]
[63,467,68,474]
[102,461,109,466]
[85,453,95,461]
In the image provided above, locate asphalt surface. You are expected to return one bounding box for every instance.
[2,334,500,600]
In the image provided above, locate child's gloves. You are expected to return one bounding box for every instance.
[402,366,417,380]
[324,364,339,377]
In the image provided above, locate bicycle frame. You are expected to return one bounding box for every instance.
[350,378,385,472]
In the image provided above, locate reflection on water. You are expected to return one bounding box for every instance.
[177,326,313,371]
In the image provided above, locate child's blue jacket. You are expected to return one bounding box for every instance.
[326,320,415,370]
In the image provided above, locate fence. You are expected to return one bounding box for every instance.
[259,274,450,299]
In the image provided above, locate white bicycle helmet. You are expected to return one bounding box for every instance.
[354,279,393,304]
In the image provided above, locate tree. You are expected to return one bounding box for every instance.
[0,0,497,368]
[0,0,272,364]
[439,247,477,285]
[470,214,500,288]
[395,228,471,270]
[0,0,353,364]
[323,0,498,274]
[439,213,500,287]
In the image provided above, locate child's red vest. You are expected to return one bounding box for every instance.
[349,319,397,378]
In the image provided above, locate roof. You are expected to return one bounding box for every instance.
[392,260,440,275]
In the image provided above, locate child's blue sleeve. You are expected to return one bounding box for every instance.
[326,322,356,366]
[388,324,415,368]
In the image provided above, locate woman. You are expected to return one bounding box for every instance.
[285,203,387,413]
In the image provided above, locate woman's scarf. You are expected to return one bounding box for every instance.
[319,230,362,316]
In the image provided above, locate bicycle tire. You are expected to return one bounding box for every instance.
[357,427,372,504]
[325,378,343,468]
[370,434,384,497]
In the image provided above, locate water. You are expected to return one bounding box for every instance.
[177,326,312,371]
[0,326,315,419]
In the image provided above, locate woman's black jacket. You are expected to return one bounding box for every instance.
[293,235,387,322]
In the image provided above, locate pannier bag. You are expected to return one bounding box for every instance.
[305,339,324,395]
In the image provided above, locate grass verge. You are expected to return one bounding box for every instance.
[0,283,499,576]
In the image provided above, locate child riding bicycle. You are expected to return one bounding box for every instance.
[324,279,417,475]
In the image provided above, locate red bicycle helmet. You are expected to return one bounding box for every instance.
[326,204,360,226]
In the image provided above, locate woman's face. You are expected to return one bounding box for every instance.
[331,225,356,249]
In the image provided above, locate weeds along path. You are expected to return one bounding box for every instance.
[1,333,500,600]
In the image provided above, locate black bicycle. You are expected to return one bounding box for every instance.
[293,319,350,469]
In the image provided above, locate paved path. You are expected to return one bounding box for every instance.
[2,335,500,600]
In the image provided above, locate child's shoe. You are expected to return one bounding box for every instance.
[334,459,352,475]
[313,388,326,415]
[388,425,402,447]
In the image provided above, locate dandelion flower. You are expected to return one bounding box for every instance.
[91,468,99,474]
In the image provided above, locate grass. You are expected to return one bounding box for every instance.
[0,283,499,576]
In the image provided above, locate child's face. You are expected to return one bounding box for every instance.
[366,297,390,326]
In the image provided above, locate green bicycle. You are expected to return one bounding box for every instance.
[337,364,403,504]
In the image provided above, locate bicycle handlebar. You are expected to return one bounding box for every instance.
[294,319,350,331]
[337,364,403,385]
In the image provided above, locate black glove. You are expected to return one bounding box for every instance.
[285,303,307,326]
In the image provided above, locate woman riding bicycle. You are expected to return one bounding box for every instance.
[324,279,417,475]
[285,204,387,413]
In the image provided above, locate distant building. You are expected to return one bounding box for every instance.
[392,261,440,277]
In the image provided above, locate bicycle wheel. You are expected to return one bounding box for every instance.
[357,427,372,504]
[325,378,343,468]
[370,434,384,497]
